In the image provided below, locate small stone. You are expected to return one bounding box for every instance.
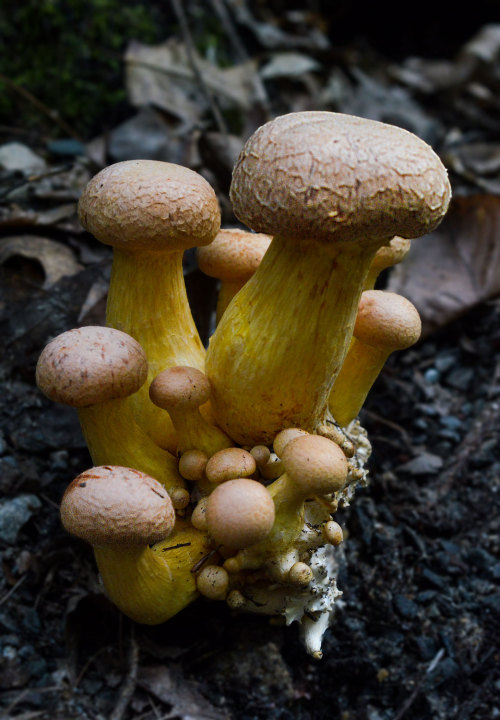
[480,593,500,613]
[414,635,438,660]
[435,351,459,372]
[394,593,419,619]
[420,568,446,589]
[0,495,42,543]
[0,142,46,172]
[439,416,462,431]
[424,368,440,384]
[398,452,443,475]
[445,367,474,390]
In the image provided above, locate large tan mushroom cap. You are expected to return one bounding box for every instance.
[197,228,271,282]
[206,478,275,550]
[36,326,147,407]
[355,291,422,350]
[281,434,348,496]
[78,160,220,252]
[149,366,211,410]
[60,466,176,546]
[230,111,451,244]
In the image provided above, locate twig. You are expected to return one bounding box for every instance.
[207,0,270,113]
[0,72,82,141]
[170,0,229,136]
[361,408,415,453]
[392,648,445,720]
[109,625,139,720]
[436,399,499,498]
[0,163,74,201]
[0,573,26,608]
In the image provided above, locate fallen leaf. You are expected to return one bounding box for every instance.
[0,236,82,289]
[137,665,227,719]
[397,452,444,475]
[387,195,500,336]
[125,39,257,125]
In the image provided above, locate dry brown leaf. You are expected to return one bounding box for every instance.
[137,665,227,719]
[0,235,82,289]
[125,39,256,124]
[387,195,500,336]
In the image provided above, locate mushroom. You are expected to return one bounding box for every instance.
[149,366,232,457]
[197,228,271,323]
[328,290,422,427]
[364,236,412,290]
[205,447,257,485]
[60,465,212,623]
[36,327,186,502]
[205,478,275,551]
[196,565,230,600]
[78,160,221,452]
[225,434,348,572]
[205,111,451,445]
[256,428,309,481]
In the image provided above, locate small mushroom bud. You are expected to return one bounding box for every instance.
[288,561,313,587]
[205,448,257,485]
[273,428,309,457]
[323,520,343,546]
[149,366,232,457]
[178,449,209,483]
[329,290,422,427]
[197,228,271,323]
[191,496,209,531]
[205,478,275,551]
[226,589,246,609]
[250,445,271,473]
[196,565,229,600]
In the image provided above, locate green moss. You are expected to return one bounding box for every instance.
[0,0,169,137]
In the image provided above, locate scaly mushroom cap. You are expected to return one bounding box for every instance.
[36,326,147,407]
[149,366,211,411]
[60,466,176,547]
[206,478,275,550]
[281,435,348,496]
[197,228,271,282]
[205,447,257,484]
[355,291,422,350]
[230,111,451,244]
[78,160,220,252]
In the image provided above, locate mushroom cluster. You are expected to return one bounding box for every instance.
[37,112,451,658]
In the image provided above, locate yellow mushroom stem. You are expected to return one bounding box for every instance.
[328,290,421,427]
[94,521,212,624]
[207,237,378,445]
[108,251,207,452]
[78,161,221,453]
[197,228,271,324]
[79,401,186,501]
